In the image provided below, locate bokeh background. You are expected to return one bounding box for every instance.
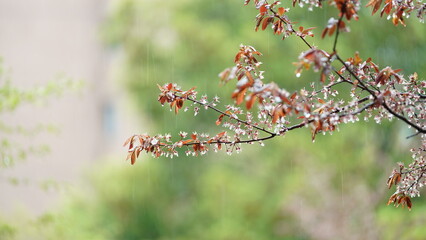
[1,0,425,239]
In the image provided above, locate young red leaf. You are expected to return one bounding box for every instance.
[131,150,136,165]
[236,88,247,105]
[320,72,326,83]
[217,143,222,150]
[303,27,316,34]
[329,24,336,36]
[278,7,286,16]
[183,139,193,145]
[321,28,329,39]
[380,0,393,17]
[245,71,255,84]
[234,52,243,63]
[166,83,173,91]
[406,197,412,211]
[175,99,184,114]
[191,133,197,140]
[135,147,142,158]
[259,4,268,15]
[255,15,265,32]
[216,131,226,138]
[246,93,257,110]
[216,114,224,126]
[262,17,272,30]
[138,136,144,145]
[366,0,383,15]
[123,135,134,147]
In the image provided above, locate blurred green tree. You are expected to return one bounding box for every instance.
[0,60,83,240]
[0,61,81,169]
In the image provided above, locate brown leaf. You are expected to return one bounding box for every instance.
[181,139,193,145]
[234,52,243,63]
[311,121,323,141]
[353,52,362,65]
[272,106,284,123]
[387,194,397,205]
[216,114,224,126]
[381,0,393,17]
[235,88,247,105]
[320,72,326,83]
[158,95,167,105]
[219,68,231,81]
[321,28,329,39]
[129,137,134,150]
[123,135,134,147]
[237,71,245,80]
[216,131,226,138]
[397,195,404,206]
[406,196,412,210]
[131,150,136,165]
[262,17,272,30]
[135,147,141,158]
[375,68,390,85]
[246,93,257,110]
[338,20,345,30]
[366,0,383,15]
[175,99,184,114]
[386,175,393,188]
[304,103,311,112]
[166,83,173,91]
[138,135,144,145]
[369,61,379,73]
[281,96,292,105]
[278,7,286,15]
[245,71,255,84]
[193,144,200,155]
[259,4,268,15]
[302,27,316,34]
[255,15,265,32]
[394,173,401,185]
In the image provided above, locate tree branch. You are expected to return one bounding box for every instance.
[177,94,277,137]
[332,15,344,53]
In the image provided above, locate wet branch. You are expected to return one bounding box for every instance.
[176,93,277,137]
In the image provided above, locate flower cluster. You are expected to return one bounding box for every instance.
[387,136,426,210]
[366,0,426,25]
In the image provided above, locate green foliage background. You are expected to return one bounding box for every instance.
[0,62,81,169]
[5,0,426,239]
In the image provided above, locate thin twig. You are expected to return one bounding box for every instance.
[179,94,277,136]
[382,100,426,133]
[406,131,421,139]
[332,15,344,53]
[269,8,314,49]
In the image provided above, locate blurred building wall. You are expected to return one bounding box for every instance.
[0,0,140,216]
